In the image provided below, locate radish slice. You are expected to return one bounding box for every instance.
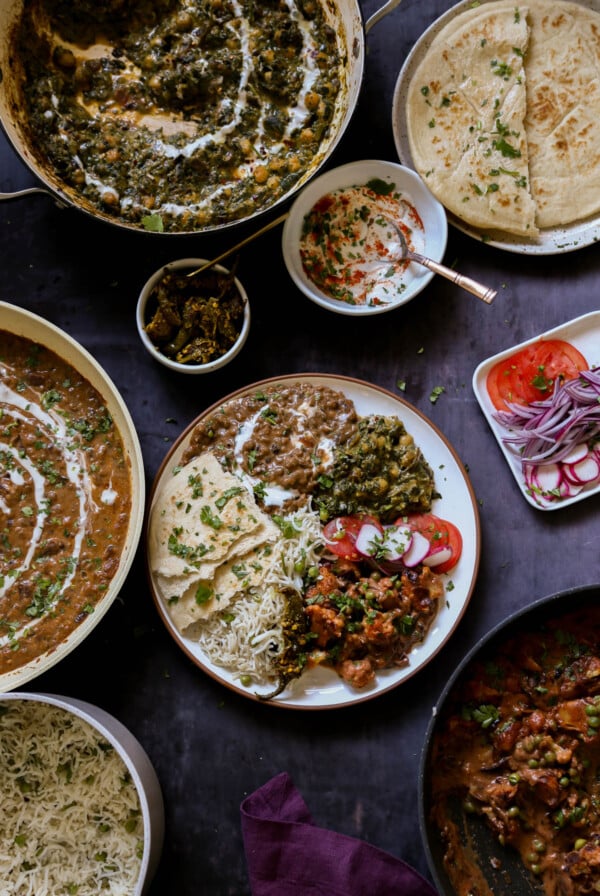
[524,464,556,506]
[563,454,600,485]
[382,524,412,561]
[423,546,453,568]
[354,523,383,558]
[559,478,583,498]
[534,462,562,493]
[561,442,590,465]
[401,530,430,567]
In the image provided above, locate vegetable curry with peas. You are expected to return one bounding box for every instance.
[429,604,600,896]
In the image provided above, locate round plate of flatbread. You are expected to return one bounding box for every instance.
[392,0,600,254]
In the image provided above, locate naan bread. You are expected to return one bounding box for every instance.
[406,1,537,237]
[406,0,600,236]
[525,1,600,227]
[149,451,280,628]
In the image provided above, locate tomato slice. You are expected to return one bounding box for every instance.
[486,339,588,412]
[322,515,383,560]
[399,513,463,575]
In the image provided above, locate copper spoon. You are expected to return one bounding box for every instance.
[388,219,497,304]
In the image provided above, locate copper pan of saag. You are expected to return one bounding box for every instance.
[0,0,402,235]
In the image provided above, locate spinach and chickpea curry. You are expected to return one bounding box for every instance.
[12,0,344,233]
[0,332,132,674]
[429,604,600,896]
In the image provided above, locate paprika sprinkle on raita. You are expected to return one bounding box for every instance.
[299,178,427,307]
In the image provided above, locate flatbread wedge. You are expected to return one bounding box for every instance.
[406,1,538,237]
[148,451,280,628]
[524,0,600,228]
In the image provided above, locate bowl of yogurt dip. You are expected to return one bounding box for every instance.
[282,159,448,316]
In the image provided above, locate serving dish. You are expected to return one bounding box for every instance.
[146,374,480,709]
[136,258,251,374]
[391,0,600,255]
[281,159,448,315]
[473,311,600,510]
[0,301,145,691]
[0,0,401,235]
[420,582,600,896]
[0,692,164,894]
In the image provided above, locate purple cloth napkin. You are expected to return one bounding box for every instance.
[240,772,438,896]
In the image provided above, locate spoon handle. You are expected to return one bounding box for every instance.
[410,253,497,304]
[186,212,289,277]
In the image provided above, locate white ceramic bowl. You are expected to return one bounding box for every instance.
[136,258,250,373]
[282,159,448,316]
[0,302,145,692]
[0,692,164,895]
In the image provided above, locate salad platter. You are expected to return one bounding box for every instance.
[146,374,481,709]
[473,311,600,510]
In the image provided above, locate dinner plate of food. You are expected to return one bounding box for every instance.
[473,311,600,510]
[146,374,480,709]
[392,0,600,254]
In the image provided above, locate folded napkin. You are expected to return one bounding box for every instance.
[241,772,438,895]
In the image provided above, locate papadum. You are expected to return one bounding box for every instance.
[149,451,280,630]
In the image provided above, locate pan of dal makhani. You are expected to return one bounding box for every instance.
[146,375,480,709]
[392,0,600,254]
[0,302,145,692]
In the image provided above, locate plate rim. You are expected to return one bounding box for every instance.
[391,0,600,256]
[472,310,600,510]
[146,372,481,710]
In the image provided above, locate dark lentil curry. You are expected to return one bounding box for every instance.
[184,381,359,512]
[0,331,132,674]
[12,0,343,233]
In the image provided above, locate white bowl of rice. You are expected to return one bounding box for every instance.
[0,693,164,895]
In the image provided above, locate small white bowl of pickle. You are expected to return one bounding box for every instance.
[136,258,251,373]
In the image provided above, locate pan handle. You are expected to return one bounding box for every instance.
[0,186,62,203]
[365,0,403,32]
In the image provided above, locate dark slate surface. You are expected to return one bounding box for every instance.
[1,1,599,893]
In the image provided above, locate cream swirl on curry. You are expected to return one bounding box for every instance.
[0,332,132,673]
[12,0,344,232]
